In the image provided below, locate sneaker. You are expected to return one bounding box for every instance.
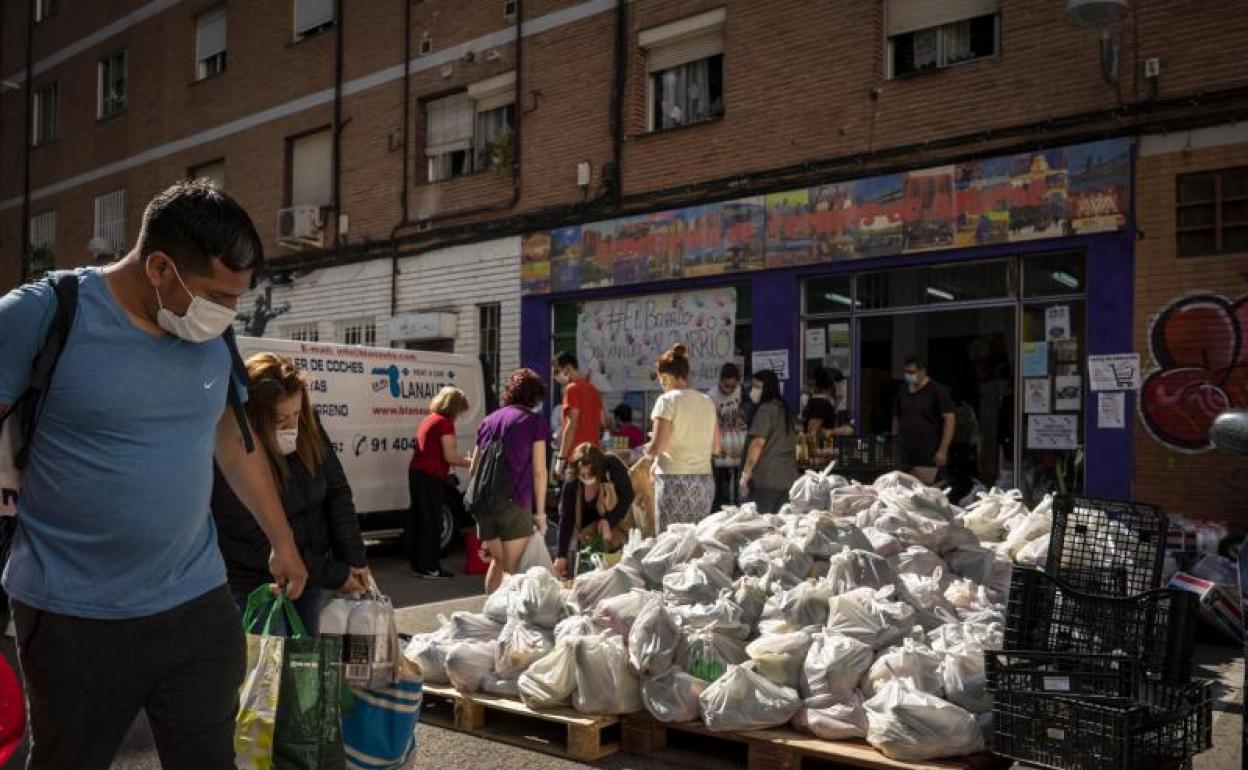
[410,567,454,580]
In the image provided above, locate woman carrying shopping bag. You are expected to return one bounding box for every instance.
[212,352,370,633]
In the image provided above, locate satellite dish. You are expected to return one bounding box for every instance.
[1064,0,1128,29]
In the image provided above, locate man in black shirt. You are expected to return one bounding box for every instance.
[892,354,955,485]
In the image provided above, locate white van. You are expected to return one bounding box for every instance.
[235,336,487,551]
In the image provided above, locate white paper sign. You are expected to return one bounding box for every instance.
[752,349,790,381]
[805,327,826,359]
[1027,414,1080,450]
[1088,353,1141,391]
[1024,378,1051,414]
[1054,375,1082,411]
[1045,306,1072,341]
[1098,391,1126,429]
[577,288,738,392]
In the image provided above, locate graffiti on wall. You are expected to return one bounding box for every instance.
[1139,292,1248,452]
[520,138,1131,295]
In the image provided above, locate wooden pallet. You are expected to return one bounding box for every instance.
[422,684,620,761]
[622,713,1010,770]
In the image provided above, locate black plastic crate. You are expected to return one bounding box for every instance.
[991,678,1213,770]
[1047,495,1168,596]
[1004,568,1198,684]
[985,651,1144,700]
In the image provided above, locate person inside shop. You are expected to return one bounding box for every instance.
[471,368,550,593]
[406,386,473,580]
[212,352,369,634]
[738,370,798,514]
[707,362,753,430]
[803,367,854,437]
[892,354,956,486]
[553,351,605,480]
[553,443,635,577]
[611,403,646,449]
[645,344,721,529]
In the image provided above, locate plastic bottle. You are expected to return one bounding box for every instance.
[319,594,354,660]
[344,598,380,683]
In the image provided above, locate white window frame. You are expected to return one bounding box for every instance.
[93,190,126,254]
[35,0,58,23]
[640,8,726,133]
[196,7,227,80]
[98,50,127,119]
[32,83,57,146]
[338,318,377,346]
[189,158,227,190]
[425,72,517,183]
[284,322,320,342]
[885,0,1000,79]
[293,0,335,41]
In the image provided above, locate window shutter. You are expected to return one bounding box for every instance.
[198,9,227,59]
[291,130,332,207]
[295,0,334,35]
[468,71,516,112]
[646,30,723,73]
[886,0,999,36]
[426,93,473,155]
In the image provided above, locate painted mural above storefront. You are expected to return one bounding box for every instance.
[520,138,1132,295]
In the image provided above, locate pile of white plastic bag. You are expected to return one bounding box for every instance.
[404,474,1051,762]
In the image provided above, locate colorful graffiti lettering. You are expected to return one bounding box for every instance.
[1139,292,1248,452]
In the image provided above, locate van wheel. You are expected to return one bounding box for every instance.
[438,503,458,555]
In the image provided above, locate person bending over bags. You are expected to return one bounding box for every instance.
[554,443,636,577]
[211,352,369,634]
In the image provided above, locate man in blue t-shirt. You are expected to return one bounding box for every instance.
[0,180,307,769]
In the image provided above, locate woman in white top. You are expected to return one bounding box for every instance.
[644,344,721,529]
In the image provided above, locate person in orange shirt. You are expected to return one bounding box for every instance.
[553,351,605,480]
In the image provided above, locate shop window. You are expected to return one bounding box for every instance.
[1023,252,1085,297]
[284,323,320,342]
[196,7,227,80]
[339,318,376,346]
[32,83,57,146]
[857,260,1011,310]
[1176,167,1248,257]
[887,1,999,78]
[641,8,725,132]
[1019,302,1087,501]
[803,275,855,315]
[98,50,127,119]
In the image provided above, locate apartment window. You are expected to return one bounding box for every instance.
[189,158,227,190]
[339,318,377,346]
[886,0,999,78]
[641,8,725,132]
[288,129,332,207]
[1177,167,1248,257]
[29,211,56,271]
[98,50,127,119]
[196,8,227,80]
[293,0,335,41]
[32,84,57,146]
[478,303,501,390]
[35,0,58,22]
[284,323,320,342]
[425,72,516,182]
[94,190,126,255]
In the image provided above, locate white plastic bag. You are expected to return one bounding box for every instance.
[509,567,564,628]
[699,507,774,550]
[641,668,706,723]
[699,662,801,732]
[641,524,701,585]
[663,561,734,605]
[628,597,682,677]
[404,633,454,684]
[445,612,505,642]
[518,640,578,708]
[775,580,834,629]
[671,598,752,641]
[481,673,520,697]
[572,635,643,714]
[695,539,739,577]
[746,632,814,689]
[825,587,914,650]
[802,632,874,699]
[594,588,660,638]
[515,534,554,572]
[943,546,1012,601]
[861,526,902,558]
[927,620,1003,653]
[890,546,948,581]
[495,620,554,679]
[872,471,925,493]
[793,693,868,740]
[730,576,769,627]
[789,468,840,513]
[862,639,944,698]
[896,570,959,630]
[941,640,991,714]
[823,548,896,593]
[568,556,646,613]
[830,484,878,518]
[553,614,598,643]
[445,639,499,693]
[484,573,523,623]
[680,627,750,683]
[864,680,984,760]
[1015,532,1050,567]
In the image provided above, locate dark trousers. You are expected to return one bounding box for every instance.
[748,487,789,515]
[13,586,245,770]
[406,469,445,572]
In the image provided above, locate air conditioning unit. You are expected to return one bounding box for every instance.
[276,205,323,248]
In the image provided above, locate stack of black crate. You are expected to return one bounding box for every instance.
[985,496,1214,770]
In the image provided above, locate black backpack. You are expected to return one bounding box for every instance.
[464,408,531,518]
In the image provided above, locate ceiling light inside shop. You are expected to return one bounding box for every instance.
[826,292,856,306]
[1051,270,1080,289]
[925,286,955,301]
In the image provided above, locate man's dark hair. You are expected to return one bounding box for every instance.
[903,354,925,370]
[613,403,633,423]
[136,179,264,276]
[813,367,833,391]
[719,362,740,381]
[555,351,578,369]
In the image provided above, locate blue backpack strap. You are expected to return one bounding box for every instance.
[14,272,79,470]
[222,326,255,454]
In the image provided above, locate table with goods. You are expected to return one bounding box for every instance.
[406,473,1215,770]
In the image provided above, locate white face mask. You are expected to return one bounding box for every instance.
[276,427,299,455]
[531,402,544,414]
[154,260,238,343]
[579,476,598,487]
[749,387,763,403]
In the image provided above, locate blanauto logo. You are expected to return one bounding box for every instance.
[371,364,455,399]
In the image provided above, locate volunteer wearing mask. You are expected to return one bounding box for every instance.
[553,351,604,480]
[554,443,635,577]
[212,353,369,633]
[645,344,721,528]
[803,367,854,436]
[0,180,306,769]
[739,370,799,513]
[892,354,956,485]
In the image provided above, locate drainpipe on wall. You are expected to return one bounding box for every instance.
[20,0,34,281]
[330,0,345,246]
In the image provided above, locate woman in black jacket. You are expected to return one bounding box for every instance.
[553,442,635,577]
[211,352,368,634]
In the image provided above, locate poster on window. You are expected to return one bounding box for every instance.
[824,323,852,377]
[576,288,737,392]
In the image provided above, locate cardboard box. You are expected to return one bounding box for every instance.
[1167,572,1244,644]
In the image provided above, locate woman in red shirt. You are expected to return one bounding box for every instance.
[407,386,472,578]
